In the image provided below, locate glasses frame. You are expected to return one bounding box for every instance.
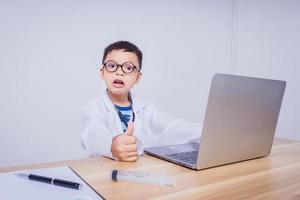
[103,60,141,74]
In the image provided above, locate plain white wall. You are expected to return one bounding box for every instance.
[234,0,300,140]
[0,0,233,167]
[1,0,299,167]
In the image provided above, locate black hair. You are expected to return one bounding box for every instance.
[102,41,143,69]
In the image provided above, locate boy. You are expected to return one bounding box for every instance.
[81,41,201,162]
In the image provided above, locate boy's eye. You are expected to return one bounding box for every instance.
[106,63,117,69]
[123,63,134,72]
[125,66,133,71]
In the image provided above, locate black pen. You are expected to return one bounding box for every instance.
[15,172,82,190]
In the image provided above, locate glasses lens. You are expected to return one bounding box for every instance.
[122,62,135,73]
[105,61,117,72]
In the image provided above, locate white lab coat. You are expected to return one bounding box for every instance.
[81,90,202,158]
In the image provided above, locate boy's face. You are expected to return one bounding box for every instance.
[101,49,142,96]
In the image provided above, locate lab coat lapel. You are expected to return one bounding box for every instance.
[101,90,146,135]
[101,90,124,134]
[130,92,146,113]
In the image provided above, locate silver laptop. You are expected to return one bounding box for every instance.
[144,73,286,170]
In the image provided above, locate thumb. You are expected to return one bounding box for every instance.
[125,122,134,136]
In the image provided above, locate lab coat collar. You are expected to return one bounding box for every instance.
[101,89,146,113]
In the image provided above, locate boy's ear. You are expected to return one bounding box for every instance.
[100,66,104,80]
[135,72,142,84]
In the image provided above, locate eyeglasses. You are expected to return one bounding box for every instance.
[103,60,140,74]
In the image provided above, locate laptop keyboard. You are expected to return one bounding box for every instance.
[166,151,198,165]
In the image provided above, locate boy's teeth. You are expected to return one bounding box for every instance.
[114,80,124,84]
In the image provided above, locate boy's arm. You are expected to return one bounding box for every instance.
[146,106,202,146]
[81,99,113,158]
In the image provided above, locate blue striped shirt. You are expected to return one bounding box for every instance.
[115,105,132,132]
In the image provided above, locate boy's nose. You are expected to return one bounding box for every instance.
[115,67,124,76]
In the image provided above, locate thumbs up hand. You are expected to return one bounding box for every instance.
[124,122,134,136]
[111,122,138,162]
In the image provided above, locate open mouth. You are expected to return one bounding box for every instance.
[113,79,125,86]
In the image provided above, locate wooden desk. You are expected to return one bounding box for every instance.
[1,138,300,199]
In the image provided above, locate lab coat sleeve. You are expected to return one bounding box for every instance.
[81,99,114,158]
[146,105,202,146]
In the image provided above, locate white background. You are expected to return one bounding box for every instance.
[0,0,299,167]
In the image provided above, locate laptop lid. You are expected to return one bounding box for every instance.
[196,73,286,169]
